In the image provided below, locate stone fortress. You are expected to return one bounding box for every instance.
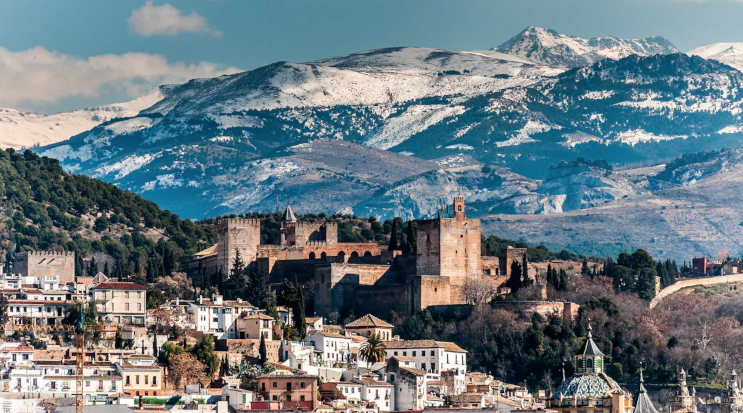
[191,198,527,318]
[13,251,76,285]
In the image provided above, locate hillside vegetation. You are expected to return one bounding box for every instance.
[0,149,216,279]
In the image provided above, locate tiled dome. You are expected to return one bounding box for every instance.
[552,373,624,399]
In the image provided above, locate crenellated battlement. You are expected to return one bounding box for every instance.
[24,251,75,257]
[454,196,464,202]
[305,240,329,247]
[217,218,261,226]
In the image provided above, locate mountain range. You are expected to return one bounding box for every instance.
[4,26,743,259]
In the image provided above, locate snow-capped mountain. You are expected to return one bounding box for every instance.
[494,26,678,68]
[0,91,164,150]
[688,42,743,72]
[36,44,743,219]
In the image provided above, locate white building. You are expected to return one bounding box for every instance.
[188,295,262,339]
[382,339,468,394]
[0,342,34,368]
[89,281,147,326]
[308,331,353,368]
[32,360,123,401]
[354,376,394,412]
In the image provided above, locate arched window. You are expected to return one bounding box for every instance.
[458,205,462,212]
[321,252,327,259]
[309,252,316,260]
[364,251,372,257]
[586,358,593,369]
[338,251,346,262]
[350,251,359,258]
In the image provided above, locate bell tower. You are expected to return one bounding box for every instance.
[575,324,605,374]
[453,196,465,222]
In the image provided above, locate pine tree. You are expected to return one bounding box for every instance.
[388,219,399,251]
[259,334,267,365]
[230,248,245,280]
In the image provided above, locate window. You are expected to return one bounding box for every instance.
[412,351,416,356]
[287,383,292,391]
[301,382,306,388]
[126,377,131,385]
[394,351,398,356]
[300,395,306,401]
[126,292,130,299]
[136,375,140,384]
[273,382,277,388]
[287,396,292,401]
[138,292,142,298]
[145,376,149,385]
[138,303,142,311]
[125,303,129,311]
[432,363,436,371]
[153,376,157,386]
[272,395,277,401]
[403,351,407,356]
[421,363,426,371]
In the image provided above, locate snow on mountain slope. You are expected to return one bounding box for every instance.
[495,26,678,68]
[688,43,743,71]
[0,91,163,149]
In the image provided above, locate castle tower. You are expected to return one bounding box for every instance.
[280,205,298,246]
[217,218,261,279]
[453,196,466,221]
[416,197,481,280]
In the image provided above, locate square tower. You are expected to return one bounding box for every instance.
[217,218,261,279]
[415,198,481,283]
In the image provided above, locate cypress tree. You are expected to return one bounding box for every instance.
[388,219,399,251]
[295,274,306,339]
[259,334,267,365]
[507,261,523,292]
[406,221,416,255]
[152,335,158,358]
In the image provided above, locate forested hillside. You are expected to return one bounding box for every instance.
[0,149,216,280]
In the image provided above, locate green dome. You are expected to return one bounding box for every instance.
[552,373,624,399]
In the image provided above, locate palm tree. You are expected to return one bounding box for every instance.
[359,333,387,367]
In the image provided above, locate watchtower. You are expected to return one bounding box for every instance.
[217,218,261,279]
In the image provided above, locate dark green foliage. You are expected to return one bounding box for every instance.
[0,295,7,325]
[147,286,166,309]
[191,335,219,376]
[259,334,267,365]
[0,149,215,284]
[388,219,399,251]
[603,249,658,300]
[507,261,522,292]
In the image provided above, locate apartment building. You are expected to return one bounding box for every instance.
[89,282,147,326]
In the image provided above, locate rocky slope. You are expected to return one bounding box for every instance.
[0,91,164,150]
[494,26,678,68]
[36,48,743,219]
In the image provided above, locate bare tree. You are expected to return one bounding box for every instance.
[463,278,497,306]
[696,321,711,350]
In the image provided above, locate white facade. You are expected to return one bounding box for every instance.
[354,379,394,412]
[308,331,353,368]
[31,361,123,400]
[383,340,467,394]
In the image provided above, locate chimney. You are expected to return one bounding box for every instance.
[175,297,179,306]
[198,296,203,305]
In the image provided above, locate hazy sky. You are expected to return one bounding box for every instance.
[3,0,743,113]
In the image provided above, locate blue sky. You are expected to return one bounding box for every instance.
[3,0,743,113]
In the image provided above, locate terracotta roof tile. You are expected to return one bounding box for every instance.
[345,314,393,329]
[92,282,146,290]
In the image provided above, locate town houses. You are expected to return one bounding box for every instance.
[0,198,678,413]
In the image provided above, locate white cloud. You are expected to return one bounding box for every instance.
[128,1,221,37]
[0,46,241,108]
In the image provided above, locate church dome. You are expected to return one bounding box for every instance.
[552,372,624,399]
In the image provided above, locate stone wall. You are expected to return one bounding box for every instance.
[649,273,743,308]
[500,247,528,277]
[492,301,580,321]
[294,222,338,246]
[411,276,454,313]
[356,285,409,318]
[416,219,441,276]
[314,263,398,316]
[416,217,481,283]
[217,219,260,278]
[14,251,75,285]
